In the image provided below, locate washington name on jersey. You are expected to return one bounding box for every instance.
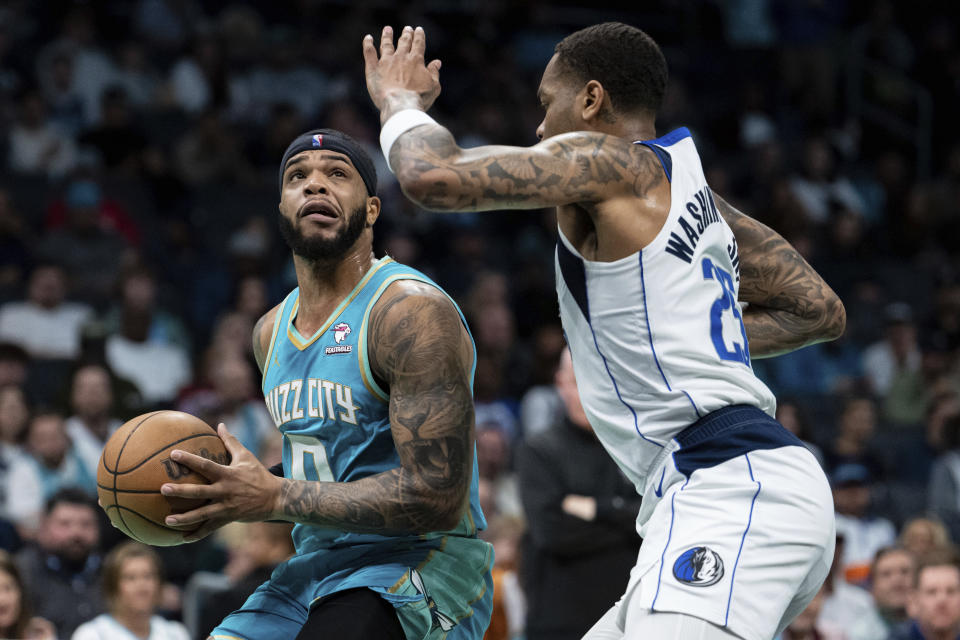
[555,127,776,495]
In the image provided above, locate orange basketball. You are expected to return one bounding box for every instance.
[97,411,228,546]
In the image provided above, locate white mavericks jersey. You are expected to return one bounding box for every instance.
[555,127,777,494]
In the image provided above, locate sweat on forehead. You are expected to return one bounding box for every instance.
[278,128,378,196]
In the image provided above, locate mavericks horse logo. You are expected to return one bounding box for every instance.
[673,546,724,587]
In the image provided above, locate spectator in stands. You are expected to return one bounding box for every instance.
[65,363,122,474]
[15,489,103,637]
[789,135,865,225]
[930,414,960,539]
[777,584,846,640]
[820,534,875,631]
[482,516,526,640]
[900,517,953,558]
[102,265,191,352]
[777,399,826,466]
[78,86,146,172]
[190,523,293,638]
[888,550,960,640]
[178,355,273,455]
[25,411,96,498]
[71,542,189,640]
[0,383,28,447]
[832,463,897,585]
[7,89,78,178]
[848,546,915,639]
[475,421,522,520]
[0,408,43,536]
[104,271,191,405]
[518,349,641,640]
[37,181,129,305]
[824,396,884,478]
[0,263,92,360]
[0,190,31,304]
[862,302,922,398]
[0,549,56,639]
[0,343,28,388]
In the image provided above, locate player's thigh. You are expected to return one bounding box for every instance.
[296,588,405,640]
[624,610,744,640]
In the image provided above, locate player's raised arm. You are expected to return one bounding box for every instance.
[714,193,846,358]
[363,26,651,212]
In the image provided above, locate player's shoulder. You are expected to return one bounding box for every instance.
[370,279,459,327]
[252,302,283,373]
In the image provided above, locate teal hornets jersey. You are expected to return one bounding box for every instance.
[260,256,487,554]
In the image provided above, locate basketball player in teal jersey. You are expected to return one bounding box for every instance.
[158,129,493,639]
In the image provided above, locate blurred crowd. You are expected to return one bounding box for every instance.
[0,0,958,639]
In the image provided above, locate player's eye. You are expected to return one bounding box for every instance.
[289,170,305,181]
[331,169,347,178]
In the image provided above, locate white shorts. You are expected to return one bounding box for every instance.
[607,408,835,640]
[588,406,836,640]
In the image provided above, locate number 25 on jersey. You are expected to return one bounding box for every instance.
[702,257,750,366]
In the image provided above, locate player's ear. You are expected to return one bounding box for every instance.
[365,196,381,227]
[580,80,606,122]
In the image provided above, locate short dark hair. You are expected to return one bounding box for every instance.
[46,487,96,515]
[554,22,667,115]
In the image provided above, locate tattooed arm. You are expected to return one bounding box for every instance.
[162,281,474,537]
[390,125,661,213]
[362,27,658,212]
[715,194,846,358]
[275,281,474,533]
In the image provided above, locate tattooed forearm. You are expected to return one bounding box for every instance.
[274,282,475,534]
[390,124,662,212]
[715,193,846,358]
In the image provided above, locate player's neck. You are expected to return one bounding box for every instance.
[591,116,657,142]
[293,243,375,324]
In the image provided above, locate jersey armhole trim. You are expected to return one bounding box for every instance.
[261,293,291,389]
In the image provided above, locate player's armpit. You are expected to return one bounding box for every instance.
[715,193,846,358]
[273,281,475,534]
[391,125,663,213]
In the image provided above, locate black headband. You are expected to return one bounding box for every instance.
[279,128,378,197]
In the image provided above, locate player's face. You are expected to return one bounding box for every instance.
[536,55,580,140]
[278,151,379,262]
[116,556,160,615]
[911,566,960,633]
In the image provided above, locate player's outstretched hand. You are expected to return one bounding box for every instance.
[363,25,441,117]
[161,423,282,542]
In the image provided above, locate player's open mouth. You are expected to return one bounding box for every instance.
[299,200,339,219]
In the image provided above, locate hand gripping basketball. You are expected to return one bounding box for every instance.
[161,423,283,542]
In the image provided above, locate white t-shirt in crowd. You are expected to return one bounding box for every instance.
[0,301,92,359]
[71,614,190,640]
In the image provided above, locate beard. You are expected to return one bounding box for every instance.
[277,205,367,263]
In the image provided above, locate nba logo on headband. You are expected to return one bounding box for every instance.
[311,134,323,147]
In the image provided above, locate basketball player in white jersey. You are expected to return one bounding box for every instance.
[363,23,845,640]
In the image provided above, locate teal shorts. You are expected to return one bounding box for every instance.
[209,535,493,640]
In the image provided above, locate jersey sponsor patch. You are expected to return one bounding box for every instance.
[673,546,724,587]
[326,322,353,354]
